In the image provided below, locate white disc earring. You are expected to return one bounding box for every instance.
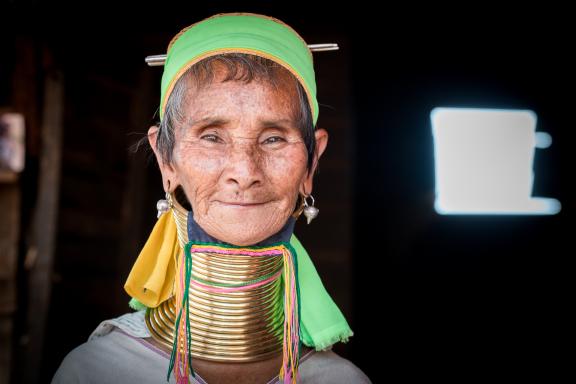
[156,191,172,218]
[303,194,319,224]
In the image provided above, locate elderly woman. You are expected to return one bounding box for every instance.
[52,13,371,384]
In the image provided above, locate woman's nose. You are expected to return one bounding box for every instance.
[224,144,263,190]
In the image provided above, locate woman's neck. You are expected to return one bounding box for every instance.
[146,200,297,365]
[186,210,296,246]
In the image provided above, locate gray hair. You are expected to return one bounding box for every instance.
[155,53,316,170]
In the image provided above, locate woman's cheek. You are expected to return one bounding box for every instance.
[177,145,226,175]
[265,148,307,181]
[174,148,225,209]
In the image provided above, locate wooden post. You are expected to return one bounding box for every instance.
[21,69,63,384]
[5,36,40,384]
[0,179,20,384]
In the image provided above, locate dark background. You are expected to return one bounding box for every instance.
[1,1,573,382]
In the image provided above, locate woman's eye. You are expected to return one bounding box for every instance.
[201,134,221,143]
[263,136,285,145]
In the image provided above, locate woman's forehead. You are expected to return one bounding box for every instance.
[183,75,299,122]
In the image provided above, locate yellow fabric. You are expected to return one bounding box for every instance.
[124,212,179,308]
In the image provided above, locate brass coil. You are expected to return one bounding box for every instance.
[145,197,285,362]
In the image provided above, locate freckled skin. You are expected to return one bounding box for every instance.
[150,63,328,246]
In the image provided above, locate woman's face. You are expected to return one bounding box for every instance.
[151,64,327,245]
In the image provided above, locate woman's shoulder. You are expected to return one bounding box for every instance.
[52,328,129,383]
[87,310,150,340]
[51,311,171,384]
[299,348,372,384]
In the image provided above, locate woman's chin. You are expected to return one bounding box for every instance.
[211,228,274,246]
[203,212,287,246]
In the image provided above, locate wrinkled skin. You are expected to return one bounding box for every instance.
[149,63,328,246]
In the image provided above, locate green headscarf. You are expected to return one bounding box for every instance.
[160,12,319,126]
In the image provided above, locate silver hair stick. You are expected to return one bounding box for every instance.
[145,43,339,66]
[307,43,339,52]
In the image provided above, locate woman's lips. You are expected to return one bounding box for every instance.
[216,201,268,207]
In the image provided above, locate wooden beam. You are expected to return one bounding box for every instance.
[0,181,20,384]
[21,69,63,384]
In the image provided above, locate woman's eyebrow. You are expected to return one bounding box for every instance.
[259,118,295,129]
[185,117,295,130]
[187,116,229,128]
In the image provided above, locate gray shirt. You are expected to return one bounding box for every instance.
[52,311,372,384]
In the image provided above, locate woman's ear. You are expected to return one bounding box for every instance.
[148,125,179,192]
[300,128,329,195]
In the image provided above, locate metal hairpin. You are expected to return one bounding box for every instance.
[144,43,339,66]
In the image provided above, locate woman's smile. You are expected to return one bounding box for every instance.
[215,200,270,208]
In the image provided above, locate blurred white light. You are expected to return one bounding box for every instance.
[535,132,553,148]
[431,107,561,215]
